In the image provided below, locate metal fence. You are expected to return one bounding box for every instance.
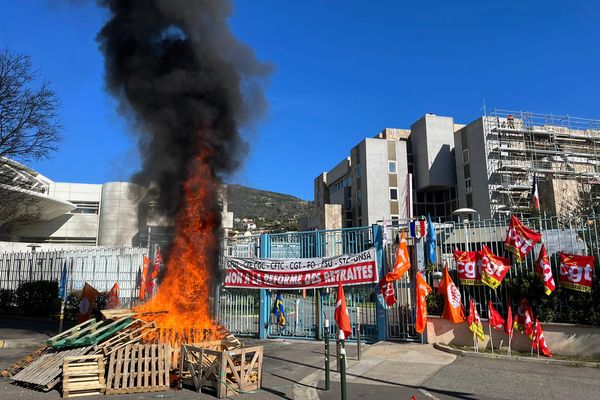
[0,248,147,308]
[218,226,380,342]
[429,214,600,320]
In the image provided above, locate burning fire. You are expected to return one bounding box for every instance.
[137,153,222,344]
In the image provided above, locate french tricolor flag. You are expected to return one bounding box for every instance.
[532,173,540,210]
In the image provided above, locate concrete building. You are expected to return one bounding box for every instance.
[454,110,600,219]
[315,109,600,226]
[0,158,233,250]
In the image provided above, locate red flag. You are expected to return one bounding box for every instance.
[532,174,540,211]
[386,231,411,281]
[438,266,466,323]
[487,300,505,331]
[514,297,534,338]
[453,250,481,285]
[139,255,151,300]
[532,319,553,357]
[479,245,511,290]
[467,299,485,341]
[78,283,100,323]
[504,215,542,263]
[334,281,352,340]
[505,302,513,338]
[558,252,594,293]
[415,272,432,334]
[535,245,555,295]
[378,277,397,307]
[146,247,163,296]
[108,282,119,309]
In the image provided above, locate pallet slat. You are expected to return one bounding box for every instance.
[105,343,170,395]
[62,355,105,398]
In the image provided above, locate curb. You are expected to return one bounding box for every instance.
[433,343,600,368]
[0,339,44,349]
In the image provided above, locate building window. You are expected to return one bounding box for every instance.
[388,161,397,174]
[467,193,473,208]
[390,188,398,200]
[70,201,100,215]
[465,178,472,194]
[463,149,470,163]
[355,164,361,178]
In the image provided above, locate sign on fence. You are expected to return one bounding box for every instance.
[224,247,378,289]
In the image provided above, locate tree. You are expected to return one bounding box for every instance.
[0,50,61,231]
[0,49,60,161]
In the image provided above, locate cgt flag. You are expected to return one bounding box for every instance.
[108,282,119,309]
[415,272,432,334]
[533,319,553,357]
[505,215,542,263]
[386,230,411,281]
[468,299,485,341]
[535,245,556,295]
[147,247,163,297]
[378,277,397,308]
[454,250,481,285]
[514,296,534,338]
[272,292,286,331]
[558,252,594,293]
[479,245,511,290]
[439,266,466,323]
[487,300,505,331]
[78,283,100,323]
[334,281,353,340]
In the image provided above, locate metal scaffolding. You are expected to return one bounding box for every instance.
[483,109,600,216]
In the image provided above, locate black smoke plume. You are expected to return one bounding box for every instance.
[97,0,270,218]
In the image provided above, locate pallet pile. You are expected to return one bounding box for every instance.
[4,311,261,398]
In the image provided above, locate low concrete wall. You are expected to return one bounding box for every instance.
[426,316,600,356]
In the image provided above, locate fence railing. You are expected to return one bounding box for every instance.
[0,248,147,308]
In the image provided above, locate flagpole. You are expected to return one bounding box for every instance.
[507,334,512,357]
[473,330,478,353]
[488,323,494,354]
[339,338,348,400]
[58,300,65,333]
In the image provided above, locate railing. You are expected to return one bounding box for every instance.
[0,247,147,308]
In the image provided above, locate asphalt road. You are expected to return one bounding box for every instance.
[2,316,600,400]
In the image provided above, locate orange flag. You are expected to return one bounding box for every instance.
[108,282,119,309]
[386,230,411,281]
[78,282,100,323]
[438,266,466,323]
[334,281,353,340]
[415,272,432,334]
[139,255,151,300]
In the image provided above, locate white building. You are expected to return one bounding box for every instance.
[0,158,233,250]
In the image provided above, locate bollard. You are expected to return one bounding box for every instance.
[339,339,348,400]
[324,319,330,391]
[356,306,361,361]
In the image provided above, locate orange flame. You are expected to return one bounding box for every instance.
[136,153,221,342]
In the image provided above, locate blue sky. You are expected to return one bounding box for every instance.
[2,1,599,200]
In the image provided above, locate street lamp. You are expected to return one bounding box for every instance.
[452,208,478,251]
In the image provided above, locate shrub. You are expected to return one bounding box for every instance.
[0,289,16,312]
[15,280,60,317]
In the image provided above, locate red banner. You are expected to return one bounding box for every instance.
[224,248,378,289]
[558,253,594,293]
[454,250,481,285]
[479,245,511,290]
[535,245,555,295]
[505,215,542,263]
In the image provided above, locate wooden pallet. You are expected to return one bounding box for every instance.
[105,343,171,395]
[11,346,93,391]
[49,318,134,348]
[62,355,105,398]
[1,346,48,377]
[93,319,157,357]
[181,344,263,398]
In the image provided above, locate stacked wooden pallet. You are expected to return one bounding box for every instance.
[62,355,105,398]
[105,343,171,394]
